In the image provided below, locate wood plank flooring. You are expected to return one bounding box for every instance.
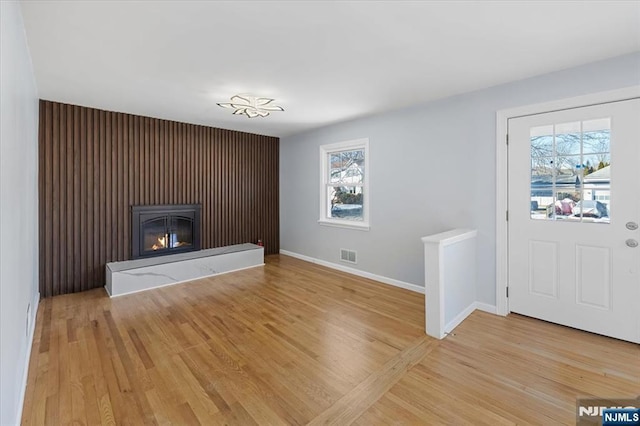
[22,254,639,425]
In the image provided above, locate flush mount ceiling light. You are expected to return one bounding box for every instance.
[217,94,284,118]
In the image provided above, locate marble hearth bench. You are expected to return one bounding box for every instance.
[105,243,264,297]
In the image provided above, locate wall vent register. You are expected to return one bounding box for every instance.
[340,249,357,264]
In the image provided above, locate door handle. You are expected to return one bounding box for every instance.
[626,239,639,248]
[626,222,639,231]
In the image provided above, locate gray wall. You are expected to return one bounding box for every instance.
[280,52,640,306]
[1,2,40,424]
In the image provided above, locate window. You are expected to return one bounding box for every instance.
[319,138,369,230]
[529,118,610,223]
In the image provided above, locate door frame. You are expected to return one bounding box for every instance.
[495,86,640,316]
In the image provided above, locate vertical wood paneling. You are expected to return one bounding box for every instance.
[86,108,94,290]
[52,103,60,298]
[69,107,84,291]
[59,104,67,295]
[39,100,279,297]
[38,102,46,297]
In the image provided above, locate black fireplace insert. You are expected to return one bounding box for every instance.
[131,204,201,259]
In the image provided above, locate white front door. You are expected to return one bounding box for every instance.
[508,99,640,343]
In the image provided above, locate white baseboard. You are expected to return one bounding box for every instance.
[475,302,498,315]
[443,301,498,336]
[444,302,476,335]
[17,291,40,425]
[279,249,425,294]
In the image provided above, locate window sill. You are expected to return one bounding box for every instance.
[317,219,370,231]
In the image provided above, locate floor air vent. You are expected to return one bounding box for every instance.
[340,249,357,264]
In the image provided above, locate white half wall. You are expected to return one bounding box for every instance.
[0,2,40,425]
[422,229,477,339]
[280,52,640,306]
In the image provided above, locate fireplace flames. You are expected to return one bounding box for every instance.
[151,234,168,251]
[150,234,190,250]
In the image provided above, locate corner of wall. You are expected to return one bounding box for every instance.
[0,2,41,424]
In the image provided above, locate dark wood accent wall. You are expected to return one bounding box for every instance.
[38,100,279,297]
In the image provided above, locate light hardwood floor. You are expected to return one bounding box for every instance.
[22,255,639,425]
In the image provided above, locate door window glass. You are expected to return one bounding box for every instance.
[530,119,610,223]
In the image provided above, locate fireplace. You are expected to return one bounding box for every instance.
[131,204,201,259]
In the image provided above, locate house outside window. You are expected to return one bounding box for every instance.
[318,138,370,230]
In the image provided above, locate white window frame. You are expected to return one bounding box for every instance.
[318,138,370,230]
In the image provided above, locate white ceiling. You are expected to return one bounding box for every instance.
[20,1,640,138]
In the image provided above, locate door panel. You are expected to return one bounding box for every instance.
[528,240,558,298]
[508,99,640,343]
[575,244,610,310]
